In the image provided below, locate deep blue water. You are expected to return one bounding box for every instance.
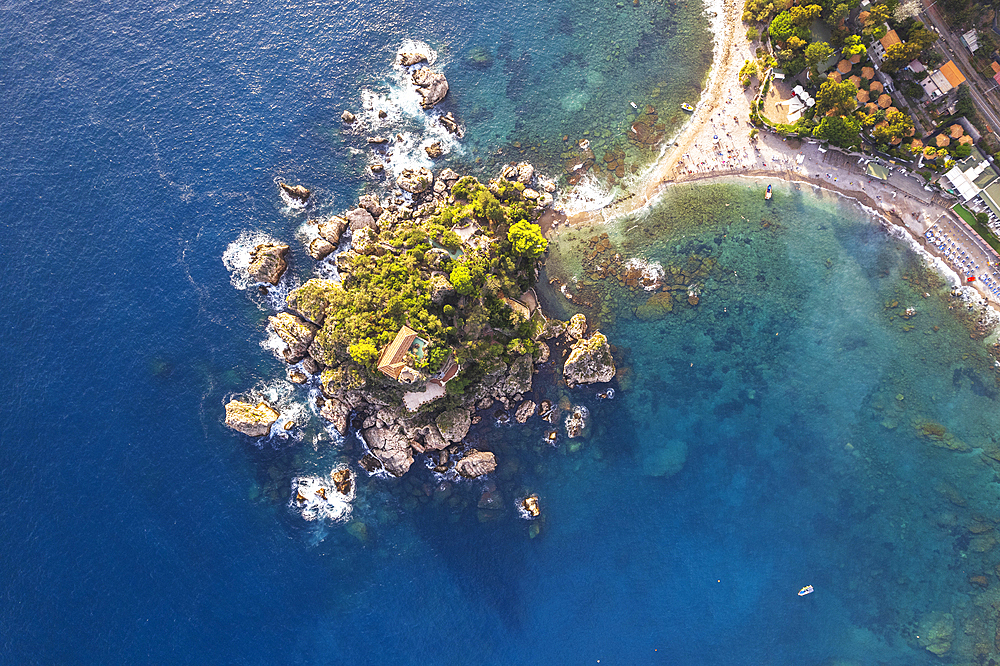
[4,0,1000,664]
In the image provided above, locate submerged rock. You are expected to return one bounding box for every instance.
[563,332,616,387]
[917,612,954,656]
[412,68,449,109]
[643,438,688,478]
[456,449,497,478]
[247,243,289,285]
[279,182,311,202]
[225,400,280,437]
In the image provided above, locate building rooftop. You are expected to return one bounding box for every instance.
[939,60,966,88]
[377,325,426,382]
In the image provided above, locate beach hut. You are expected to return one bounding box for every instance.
[837,59,852,74]
[950,124,964,139]
[857,89,870,104]
[935,134,951,148]
[877,93,892,109]
[861,66,875,79]
[869,81,884,93]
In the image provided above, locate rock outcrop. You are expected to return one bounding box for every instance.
[455,449,496,478]
[286,278,338,326]
[269,312,319,363]
[412,68,448,109]
[248,243,289,285]
[279,182,311,202]
[225,400,280,437]
[397,167,433,194]
[318,396,351,435]
[398,52,427,66]
[563,332,616,387]
[436,408,471,442]
[307,237,335,260]
[341,110,356,123]
[361,426,414,477]
[425,142,443,158]
[566,313,588,340]
[318,217,347,246]
[346,207,377,233]
[515,400,537,423]
[440,113,460,135]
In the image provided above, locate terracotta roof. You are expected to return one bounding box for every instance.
[992,62,1000,74]
[877,93,892,108]
[959,135,973,145]
[949,124,964,138]
[879,30,902,51]
[850,54,862,64]
[837,59,852,74]
[857,89,870,103]
[862,66,875,79]
[377,325,423,380]
[935,134,950,147]
[995,71,1000,87]
[939,60,966,88]
[869,81,884,93]
[828,70,842,83]
[859,10,870,22]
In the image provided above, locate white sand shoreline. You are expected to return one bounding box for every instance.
[558,0,1000,308]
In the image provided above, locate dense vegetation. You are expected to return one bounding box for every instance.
[292,175,549,393]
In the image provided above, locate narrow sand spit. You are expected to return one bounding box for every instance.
[560,0,999,305]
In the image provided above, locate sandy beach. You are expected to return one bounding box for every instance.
[562,0,1000,305]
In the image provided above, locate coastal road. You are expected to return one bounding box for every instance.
[920,1,1000,139]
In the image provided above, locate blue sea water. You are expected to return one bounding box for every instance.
[4,0,1000,664]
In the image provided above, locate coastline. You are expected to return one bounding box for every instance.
[560,0,1000,307]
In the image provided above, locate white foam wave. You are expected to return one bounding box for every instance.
[288,467,354,523]
[559,173,616,216]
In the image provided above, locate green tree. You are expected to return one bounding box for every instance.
[805,41,834,73]
[450,263,475,296]
[881,42,922,72]
[815,79,859,117]
[842,35,867,58]
[739,59,758,87]
[831,3,849,23]
[507,221,548,258]
[348,339,380,368]
[976,212,990,226]
[768,10,812,43]
[872,108,914,143]
[813,114,862,148]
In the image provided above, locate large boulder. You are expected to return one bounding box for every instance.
[268,313,319,363]
[225,400,280,437]
[318,397,351,435]
[515,400,537,423]
[287,278,340,326]
[307,237,335,260]
[455,449,496,478]
[425,142,443,159]
[412,68,449,109]
[346,207,377,233]
[279,182,310,202]
[358,194,383,219]
[436,407,471,442]
[351,226,378,255]
[318,217,348,245]
[439,113,460,135]
[420,424,449,451]
[361,426,414,477]
[566,313,588,340]
[515,162,534,184]
[563,332,616,387]
[341,110,356,123]
[248,243,289,285]
[397,167,433,194]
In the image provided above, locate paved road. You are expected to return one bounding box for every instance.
[920,1,1000,139]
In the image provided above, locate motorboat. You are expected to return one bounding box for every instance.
[765,184,772,200]
[798,585,814,596]
[681,103,695,112]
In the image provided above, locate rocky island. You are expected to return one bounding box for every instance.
[225,163,618,485]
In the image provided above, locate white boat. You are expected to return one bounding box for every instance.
[798,585,814,596]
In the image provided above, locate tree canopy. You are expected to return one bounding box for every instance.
[507,220,548,258]
[815,79,859,117]
[813,114,862,148]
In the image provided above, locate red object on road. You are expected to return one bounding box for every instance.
[967,276,976,282]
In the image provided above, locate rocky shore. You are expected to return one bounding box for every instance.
[225,163,617,489]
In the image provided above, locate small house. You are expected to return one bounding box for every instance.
[377,325,428,384]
